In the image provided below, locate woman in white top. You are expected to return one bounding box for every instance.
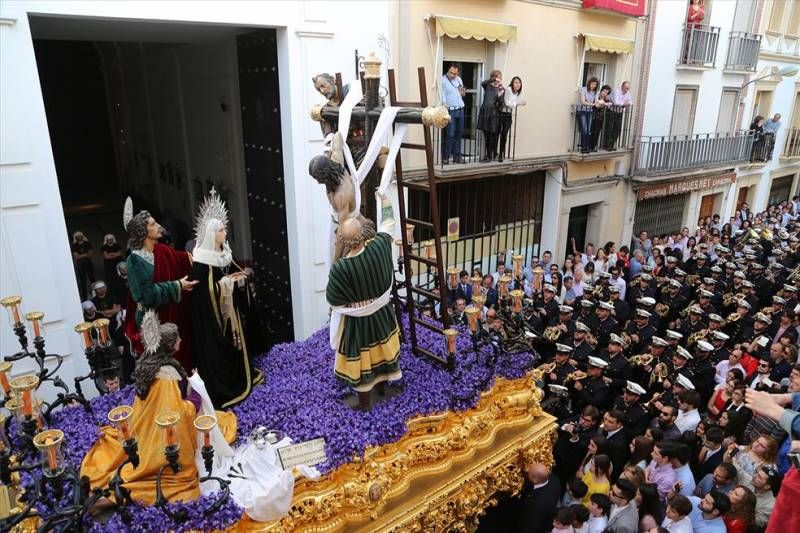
[498,77,526,162]
[593,248,609,274]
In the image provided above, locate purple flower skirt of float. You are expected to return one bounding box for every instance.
[42,314,536,531]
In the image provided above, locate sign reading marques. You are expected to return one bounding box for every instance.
[637,173,735,201]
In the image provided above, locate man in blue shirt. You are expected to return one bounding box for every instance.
[687,491,729,533]
[441,63,465,164]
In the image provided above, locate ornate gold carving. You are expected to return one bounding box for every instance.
[421,105,451,129]
[234,372,556,532]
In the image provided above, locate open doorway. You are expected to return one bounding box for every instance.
[30,16,294,346]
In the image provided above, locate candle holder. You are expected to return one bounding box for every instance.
[10,375,39,442]
[108,406,138,468]
[155,411,189,522]
[498,274,512,300]
[443,328,458,357]
[447,267,459,290]
[470,275,483,299]
[532,266,545,294]
[194,414,217,475]
[74,321,121,396]
[405,223,415,244]
[422,239,435,260]
[0,361,12,402]
[510,290,524,314]
[1,296,28,356]
[32,429,64,478]
[512,254,524,279]
[92,318,111,347]
[471,295,486,316]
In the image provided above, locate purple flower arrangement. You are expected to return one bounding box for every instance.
[29,315,533,530]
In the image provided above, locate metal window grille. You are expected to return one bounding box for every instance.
[633,194,688,237]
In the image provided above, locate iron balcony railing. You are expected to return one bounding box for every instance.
[784,128,800,158]
[432,106,518,167]
[749,131,775,163]
[725,31,761,71]
[634,131,754,176]
[679,24,720,68]
[570,104,633,154]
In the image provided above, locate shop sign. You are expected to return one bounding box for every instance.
[636,173,735,201]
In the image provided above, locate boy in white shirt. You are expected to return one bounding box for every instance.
[661,494,693,533]
[587,493,610,533]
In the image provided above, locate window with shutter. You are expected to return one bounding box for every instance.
[716,89,739,134]
[767,0,786,34]
[670,87,698,136]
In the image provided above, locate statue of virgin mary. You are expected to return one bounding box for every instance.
[189,189,263,408]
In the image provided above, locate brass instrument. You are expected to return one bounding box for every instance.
[687,328,708,346]
[686,274,701,287]
[621,332,632,348]
[592,284,605,299]
[727,312,742,322]
[722,292,743,308]
[643,391,663,409]
[679,300,697,317]
[565,370,588,382]
[629,353,654,367]
[543,326,562,342]
[761,227,774,242]
[655,302,670,318]
[536,362,557,374]
[586,332,598,349]
[649,363,669,386]
[761,306,775,317]
[788,264,800,283]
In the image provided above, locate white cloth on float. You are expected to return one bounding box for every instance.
[188,373,321,523]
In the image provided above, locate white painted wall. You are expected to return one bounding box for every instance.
[641,0,749,138]
[0,0,390,398]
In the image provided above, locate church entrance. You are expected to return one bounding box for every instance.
[30,17,293,347]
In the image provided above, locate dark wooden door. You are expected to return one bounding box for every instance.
[566,205,589,259]
[699,193,717,220]
[237,29,294,346]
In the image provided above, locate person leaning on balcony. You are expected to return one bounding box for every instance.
[478,69,505,163]
[498,76,526,163]
[441,63,466,165]
[749,116,766,162]
[577,77,599,153]
[591,85,614,152]
[606,81,632,151]
[687,0,705,26]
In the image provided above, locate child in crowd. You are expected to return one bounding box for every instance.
[551,506,576,533]
[587,493,610,533]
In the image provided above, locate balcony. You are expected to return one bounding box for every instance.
[432,106,518,168]
[678,24,720,68]
[634,131,754,176]
[570,104,632,156]
[725,32,761,72]
[783,128,800,159]
[749,132,775,163]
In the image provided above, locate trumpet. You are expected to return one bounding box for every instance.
[629,353,654,367]
[544,326,562,342]
[687,328,708,346]
[566,370,588,382]
[536,362,557,374]
[722,292,743,308]
[679,300,697,317]
[727,312,742,322]
[621,332,633,349]
[788,264,800,283]
[655,302,670,318]
[643,391,664,410]
[686,274,701,287]
[649,362,669,386]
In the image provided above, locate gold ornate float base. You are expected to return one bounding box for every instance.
[233,372,556,532]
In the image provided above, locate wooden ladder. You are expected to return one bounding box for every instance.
[387,67,453,370]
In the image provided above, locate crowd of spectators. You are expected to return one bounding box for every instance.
[463,199,800,533]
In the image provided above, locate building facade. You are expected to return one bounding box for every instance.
[0,0,390,393]
[630,0,773,239]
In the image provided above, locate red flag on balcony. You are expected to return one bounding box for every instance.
[583,0,646,17]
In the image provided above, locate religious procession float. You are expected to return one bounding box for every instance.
[0,56,556,532]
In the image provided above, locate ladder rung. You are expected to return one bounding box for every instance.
[409,285,440,300]
[410,317,445,335]
[400,143,426,150]
[407,254,437,267]
[405,217,433,229]
[413,346,448,365]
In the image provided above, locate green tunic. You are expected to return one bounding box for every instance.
[126,252,181,327]
[326,232,401,389]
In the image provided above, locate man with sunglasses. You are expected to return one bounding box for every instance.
[751,464,781,529]
[606,478,638,533]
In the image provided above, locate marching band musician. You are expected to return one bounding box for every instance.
[672,268,691,298]
[608,285,629,324]
[679,304,707,339]
[740,280,760,310]
[709,265,727,293]
[750,263,773,307]
[624,308,657,355]
[545,343,578,387]
[781,283,798,310]
[662,255,679,278]
[745,312,774,359]
[635,297,660,330]
[626,272,656,306]
[610,380,649,439]
[665,329,684,357]
[529,283,559,332]
[691,340,717,405]
[549,305,577,339]
[661,279,688,326]
[572,356,610,411]
[568,321,595,369]
[709,330,731,363]
[595,301,620,352]
[652,372,696,414]
[576,299,600,333]
[601,333,631,399]
[706,313,726,335]
[696,288,718,316]
[728,299,754,343]
[660,346,695,406]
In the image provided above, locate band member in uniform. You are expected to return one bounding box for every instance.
[745,312,773,359]
[691,340,717,405]
[625,308,657,355]
[665,329,683,361]
[609,285,629,325]
[728,299,754,343]
[530,283,560,332]
[610,380,649,439]
[572,356,610,411]
[595,301,620,352]
[602,333,631,400]
[709,330,731,363]
[576,299,600,333]
[545,343,578,387]
[697,288,718,316]
[679,304,707,338]
[750,263,773,307]
[548,305,577,339]
[568,321,595,369]
[661,279,688,327]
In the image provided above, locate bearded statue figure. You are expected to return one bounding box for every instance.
[308,132,376,261]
